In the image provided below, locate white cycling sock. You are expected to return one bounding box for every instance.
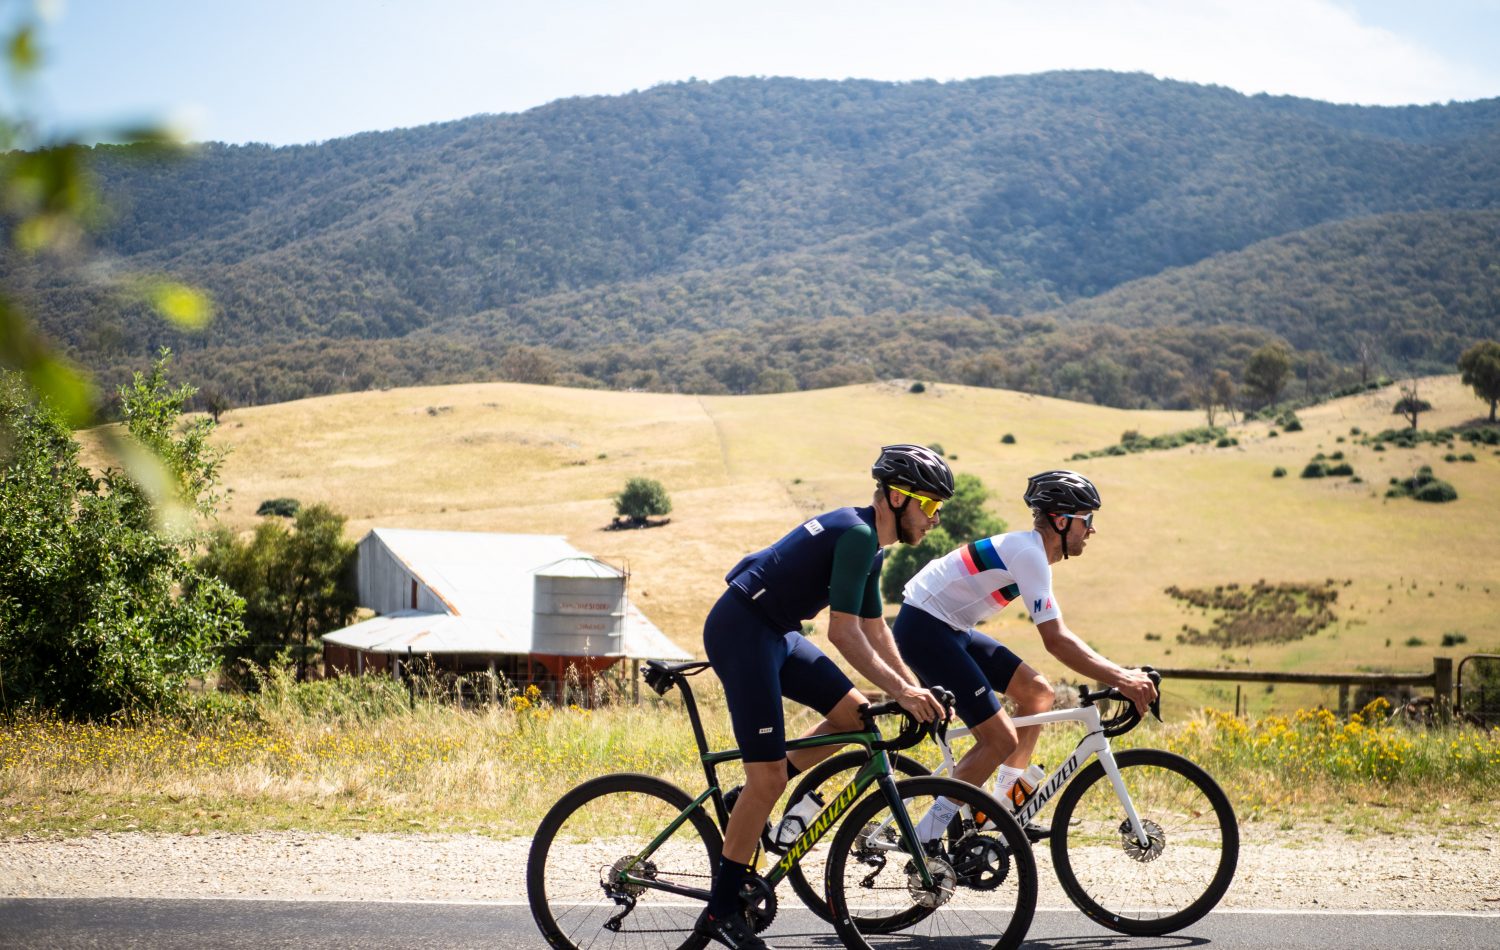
[916,796,960,843]
[994,765,1024,801]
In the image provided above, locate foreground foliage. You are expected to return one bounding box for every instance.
[0,361,244,718]
[1,673,1494,837]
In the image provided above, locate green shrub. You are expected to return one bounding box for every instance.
[928,442,946,457]
[909,381,926,394]
[1000,433,1016,445]
[614,477,673,523]
[1414,480,1459,503]
[1327,463,1355,477]
[1405,637,1425,647]
[1301,462,1327,478]
[257,497,301,518]
[1441,632,1468,647]
[1272,467,1287,478]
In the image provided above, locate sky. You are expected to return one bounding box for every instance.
[20,0,1500,146]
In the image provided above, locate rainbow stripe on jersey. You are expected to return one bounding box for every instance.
[960,538,1021,608]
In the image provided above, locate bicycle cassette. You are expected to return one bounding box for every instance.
[604,856,655,898]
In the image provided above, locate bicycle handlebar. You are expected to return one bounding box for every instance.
[1080,667,1162,737]
[860,686,956,752]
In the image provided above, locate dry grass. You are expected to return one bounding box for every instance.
[75,373,1500,714]
[3,678,1496,838]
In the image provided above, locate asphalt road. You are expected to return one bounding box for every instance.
[0,900,1496,950]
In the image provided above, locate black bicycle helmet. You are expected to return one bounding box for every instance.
[1023,470,1102,514]
[871,444,955,499]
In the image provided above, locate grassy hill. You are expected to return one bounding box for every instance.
[188,374,1500,715]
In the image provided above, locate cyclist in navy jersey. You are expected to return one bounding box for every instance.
[893,470,1157,834]
[694,444,952,950]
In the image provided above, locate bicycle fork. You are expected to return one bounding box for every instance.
[1095,746,1152,850]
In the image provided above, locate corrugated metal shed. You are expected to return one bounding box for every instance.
[324,528,690,661]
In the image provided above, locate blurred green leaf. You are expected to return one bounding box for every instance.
[8,26,39,74]
[1,299,97,426]
[148,281,213,328]
[25,355,95,427]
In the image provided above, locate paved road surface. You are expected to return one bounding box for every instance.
[1,899,1495,949]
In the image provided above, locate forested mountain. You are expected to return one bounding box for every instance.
[9,71,1500,409]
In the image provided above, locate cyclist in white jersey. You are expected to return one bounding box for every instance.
[893,470,1157,816]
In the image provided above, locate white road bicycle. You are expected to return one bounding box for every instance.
[788,668,1240,938]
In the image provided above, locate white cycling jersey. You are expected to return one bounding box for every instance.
[902,530,1061,630]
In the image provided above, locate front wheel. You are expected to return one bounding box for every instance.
[1050,748,1239,936]
[825,776,1037,950]
[527,773,722,950]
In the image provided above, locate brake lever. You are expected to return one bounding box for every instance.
[932,686,955,743]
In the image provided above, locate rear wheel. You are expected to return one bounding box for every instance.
[825,776,1037,950]
[1050,748,1238,936]
[528,773,722,950]
[784,750,929,922]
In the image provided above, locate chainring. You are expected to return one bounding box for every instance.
[740,874,778,933]
[1118,818,1166,863]
[948,833,1012,891]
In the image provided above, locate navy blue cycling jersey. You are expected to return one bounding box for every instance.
[724,506,884,631]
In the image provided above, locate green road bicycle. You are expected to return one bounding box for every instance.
[526,659,1038,950]
[785,668,1240,937]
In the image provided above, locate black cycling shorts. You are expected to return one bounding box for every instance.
[703,589,856,763]
[892,601,1024,729]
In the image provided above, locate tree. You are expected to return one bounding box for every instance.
[1243,343,1292,408]
[500,345,558,385]
[0,358,245,717]
[939,474,1007,543]
[614,477,672,525]
[1394,379,1427,430]
[203,388,232,424]
[882,527,955,605]
[199,504,357,685]
[1211,370,1238,425]
[882,474,1006,603]
[1458,341,1500,422]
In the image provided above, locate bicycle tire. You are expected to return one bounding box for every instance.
[1049,748,1239,936]
[528,773,723,950]
[784,750,930,924]
[826,776,1037,950]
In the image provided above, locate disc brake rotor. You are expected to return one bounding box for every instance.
[905,855,957,908]
[1118,818,1166,863]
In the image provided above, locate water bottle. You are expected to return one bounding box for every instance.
[1007,763,1046,810]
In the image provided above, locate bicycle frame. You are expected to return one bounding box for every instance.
[936,703,1152,848]
[617,664,937,901]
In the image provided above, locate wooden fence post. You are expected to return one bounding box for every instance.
[1433,656,1453,723]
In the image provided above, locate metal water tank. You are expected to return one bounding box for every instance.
[532,557,627,656]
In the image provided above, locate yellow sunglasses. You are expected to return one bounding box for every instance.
[887,484,944,517]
